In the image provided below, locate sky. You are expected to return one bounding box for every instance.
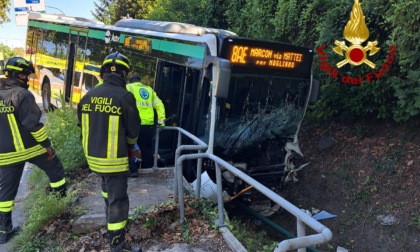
[0,0,97,49]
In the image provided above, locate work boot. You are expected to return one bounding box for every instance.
[52,184,67,197]
[0,212,19,244]
[110,241,142,252]
[109,229,141,252]
[128,157,141,177]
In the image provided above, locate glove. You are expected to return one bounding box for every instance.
[128,148,141,161]
[46,147,56,160]
[128,148,134,161]
[158,120,165,127]
[133,149,141,159]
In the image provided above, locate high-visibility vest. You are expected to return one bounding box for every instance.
[126,82,166,126]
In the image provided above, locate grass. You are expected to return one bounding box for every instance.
[409,213,420,228]
[228,217,278,252]
[351,175,378,202]
[9,190,75,251]
[44,105,86,172]
[331,163,355,187]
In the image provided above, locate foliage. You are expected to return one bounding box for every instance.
[309,0,419,122]
[91,0,115,24]
[132,0,419,122]
[115,0,156,20]
[0,0,10,24]
[44,106,86,172]
[146,0,205,26]
[12,47,25,57]
[146,0,227,29]
[9,190,75,251]
[0,43,13,59]
[228,217,277,252]
[385,0,420,121]
[226,0,277,39]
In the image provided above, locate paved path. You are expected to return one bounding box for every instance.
[73,168,175,234]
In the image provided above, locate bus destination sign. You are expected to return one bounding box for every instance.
[123,36,152,53]
[228,45,303,69]
[220,38,313,78]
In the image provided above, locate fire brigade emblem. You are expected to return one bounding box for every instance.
[333,0,380,68]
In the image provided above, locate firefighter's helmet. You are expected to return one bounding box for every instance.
[4,57,35,78]
[100,52,131,79]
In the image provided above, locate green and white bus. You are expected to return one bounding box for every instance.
[25,12,319,196]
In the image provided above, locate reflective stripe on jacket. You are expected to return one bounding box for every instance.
[77,73,140,174]
[126,82,166,126]
[0,78,49,166]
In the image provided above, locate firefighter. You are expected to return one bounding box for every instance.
[0,57,66,244]
[126,74,166,169]
[77,52,141,252]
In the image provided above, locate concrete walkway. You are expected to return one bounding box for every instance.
[72,168,175,234]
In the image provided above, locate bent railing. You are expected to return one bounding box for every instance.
[154,126,332,252]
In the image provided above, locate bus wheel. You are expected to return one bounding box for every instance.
[42,82,53,112]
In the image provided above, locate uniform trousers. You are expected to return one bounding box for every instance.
[0,153,65,212]
[100,174,129,232]
[138,125,155,168]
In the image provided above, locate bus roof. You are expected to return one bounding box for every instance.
[28,12,104,25]
[28,13,237,56]
[115,19,237,37]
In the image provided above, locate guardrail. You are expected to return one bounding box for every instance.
[154,126,332,252]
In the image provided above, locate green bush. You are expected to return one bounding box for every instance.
[44,106,86,171]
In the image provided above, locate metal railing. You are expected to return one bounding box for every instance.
[153,126,208,196]
[154,126,332,252]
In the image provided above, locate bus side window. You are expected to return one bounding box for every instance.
[196,78,211,141]
[83,73,98,91]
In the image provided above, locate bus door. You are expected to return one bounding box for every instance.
[154,61,185,164]
[65,28,88,103]
[155,61,204,178]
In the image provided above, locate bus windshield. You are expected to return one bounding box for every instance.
[215,75,310,152]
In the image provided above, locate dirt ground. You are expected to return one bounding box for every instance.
[37,194,231,252]
[272,119,420,251]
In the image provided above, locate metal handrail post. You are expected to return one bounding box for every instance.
[153,127,160,171]
[176,152,208,223]
[215,163,226,227]
[177,155,185,221]
[297,218,307,252]
[173,130,183,198]
[195,150,203,199]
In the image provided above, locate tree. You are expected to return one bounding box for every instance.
[90,0,419,122]
[0,0,11,25]
[0,43,13,59]
[115,0,156,20]
[12,47,24,57]
[91,0,115,24]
